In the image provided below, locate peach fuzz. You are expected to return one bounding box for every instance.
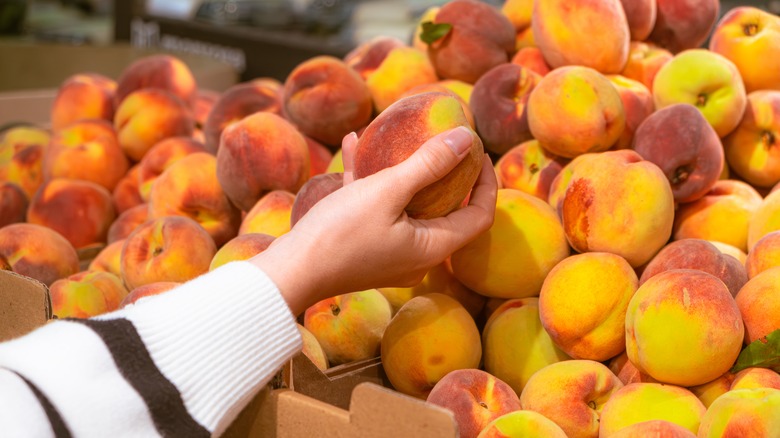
[510,47,551,77]
[673,179,762,253]
[283,56,372,146]
[532,0,629,74]
[297,323,329,371]
[639,239,748,298]
[0,125,50,199]
[723,90,780,189]
[114,88,195,162]
[289,173,343,228]
[148,152,241,247]
[620,41,673,93]
[482,297,570,397]
[599,383,705,436]
[697,388,780,437]
[477,410,567,438]
[27,178,116,249]
[735,266,780,344]
[120,281,180,308]
[688,372,736,408]
[344,37,438,113]
[238,190,295,238]
[731,367,780,391]
[304,289,392,365]
[748,189,780,249]
[380,293,481,400]
[209,233,275,271]
[137,136,207,201]
[470,63,539,155]
[558,150,674,268]
[648,0,720,54]
[607,75,654,151]
[353,92,483,219]
[625,269,744,387]
[519,360,623,438]
[494,139,564,202]
[50,73,116,131]
[528,66,626,158]
[50,270,128,318]
[424,0,515,84]
[745,231,780,278]
[44,119,129,191]
[709,6,780,93]
[0,223,79,286]
[112,163,144,214]
[88,239,125,278]
[0,182,27,227]
[115,54,197,107]
[120,216,216,290]
[203,78,282,153]
[607,420,696,438]
[426,369,521,438]
[216,112,310,212]
[450,188,570,299]
[608,351,657,385]
[539,252,638,361]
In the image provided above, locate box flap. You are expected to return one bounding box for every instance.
[0,270,51,342]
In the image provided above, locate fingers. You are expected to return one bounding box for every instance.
[341,132,358,185]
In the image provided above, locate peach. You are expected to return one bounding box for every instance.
[412,6,440,53]
[283,56,372,146]
[0,125,50,198]
[482,297,570,396]
[399,83,475,129]
[500,0,533,37]
[0,223,79,286]
[112,163,144,214]
[673,179,763,253]
[137,136,207,201]
[494,140,564,202]
[746,231,780,278]
[304,289,392,365]
[107,204,148,244]
[437,80,474,105]
[532,0,629,74]
[44,119,129,191]
[290,173,343,228]
[120,281,180,308]
[470,63,539,155]
[120,216,216,290]
[477,410,567,438]
[558,150,675,268]
[510,47,551,77]
[619,0,657,41]
[723,90,780,189]
[0,182,27,227]
[426,369,522,438]
[381,293,482,399]
[192,89,219,130]
[297,323,329,371]
[539,252,638,361]
[216,112,310,212]
[519,360,623,438]
[735,266,780,344]
[451,188,570,299]
[238,190,295,237]
[88,239,125,278]
[710,7,780,93]
[608,351,658,385]
[731,367,780,391]
[599,383,706,436]
[625,269,744,386]
[689,372,736,408]
[50,270,128,318]
[51,73,117,131]
[326,148,344,173]
[345,36,438,113]
[115,54,197,107]
[652,49,746,138]
[697,388,780,437]
[639,239,748,298]
[648,0,720,54]
[114,88,195,162]
[621,41,673,93]
[528,66,626,158]
[209,233,275,271]
[748,189,780,249]
[709,240,748,265]
[607,75,654,151]
[148,152,241,247]
[612,421,698,438]
[422,0,515,84]
[353,92,483,219]
[27,178,116,249]
[305,136,333,178]
[202,78,283,153]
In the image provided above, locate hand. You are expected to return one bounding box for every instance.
[249,126,497,315]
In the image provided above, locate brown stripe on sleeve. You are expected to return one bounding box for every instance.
[10,370,73,438]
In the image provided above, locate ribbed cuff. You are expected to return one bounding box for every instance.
[100,261,302,435]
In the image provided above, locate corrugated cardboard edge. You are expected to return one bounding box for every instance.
[0,270,52,342]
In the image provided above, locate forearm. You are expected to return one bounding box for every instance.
[0,261,302,437]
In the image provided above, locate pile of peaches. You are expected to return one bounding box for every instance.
[2,0,780,436]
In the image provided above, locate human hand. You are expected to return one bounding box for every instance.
[249,126,497,315]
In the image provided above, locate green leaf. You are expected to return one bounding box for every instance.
[731,328,780,374]
[419,21,452,45]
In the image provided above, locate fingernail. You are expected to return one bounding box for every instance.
[443,126,473,155]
